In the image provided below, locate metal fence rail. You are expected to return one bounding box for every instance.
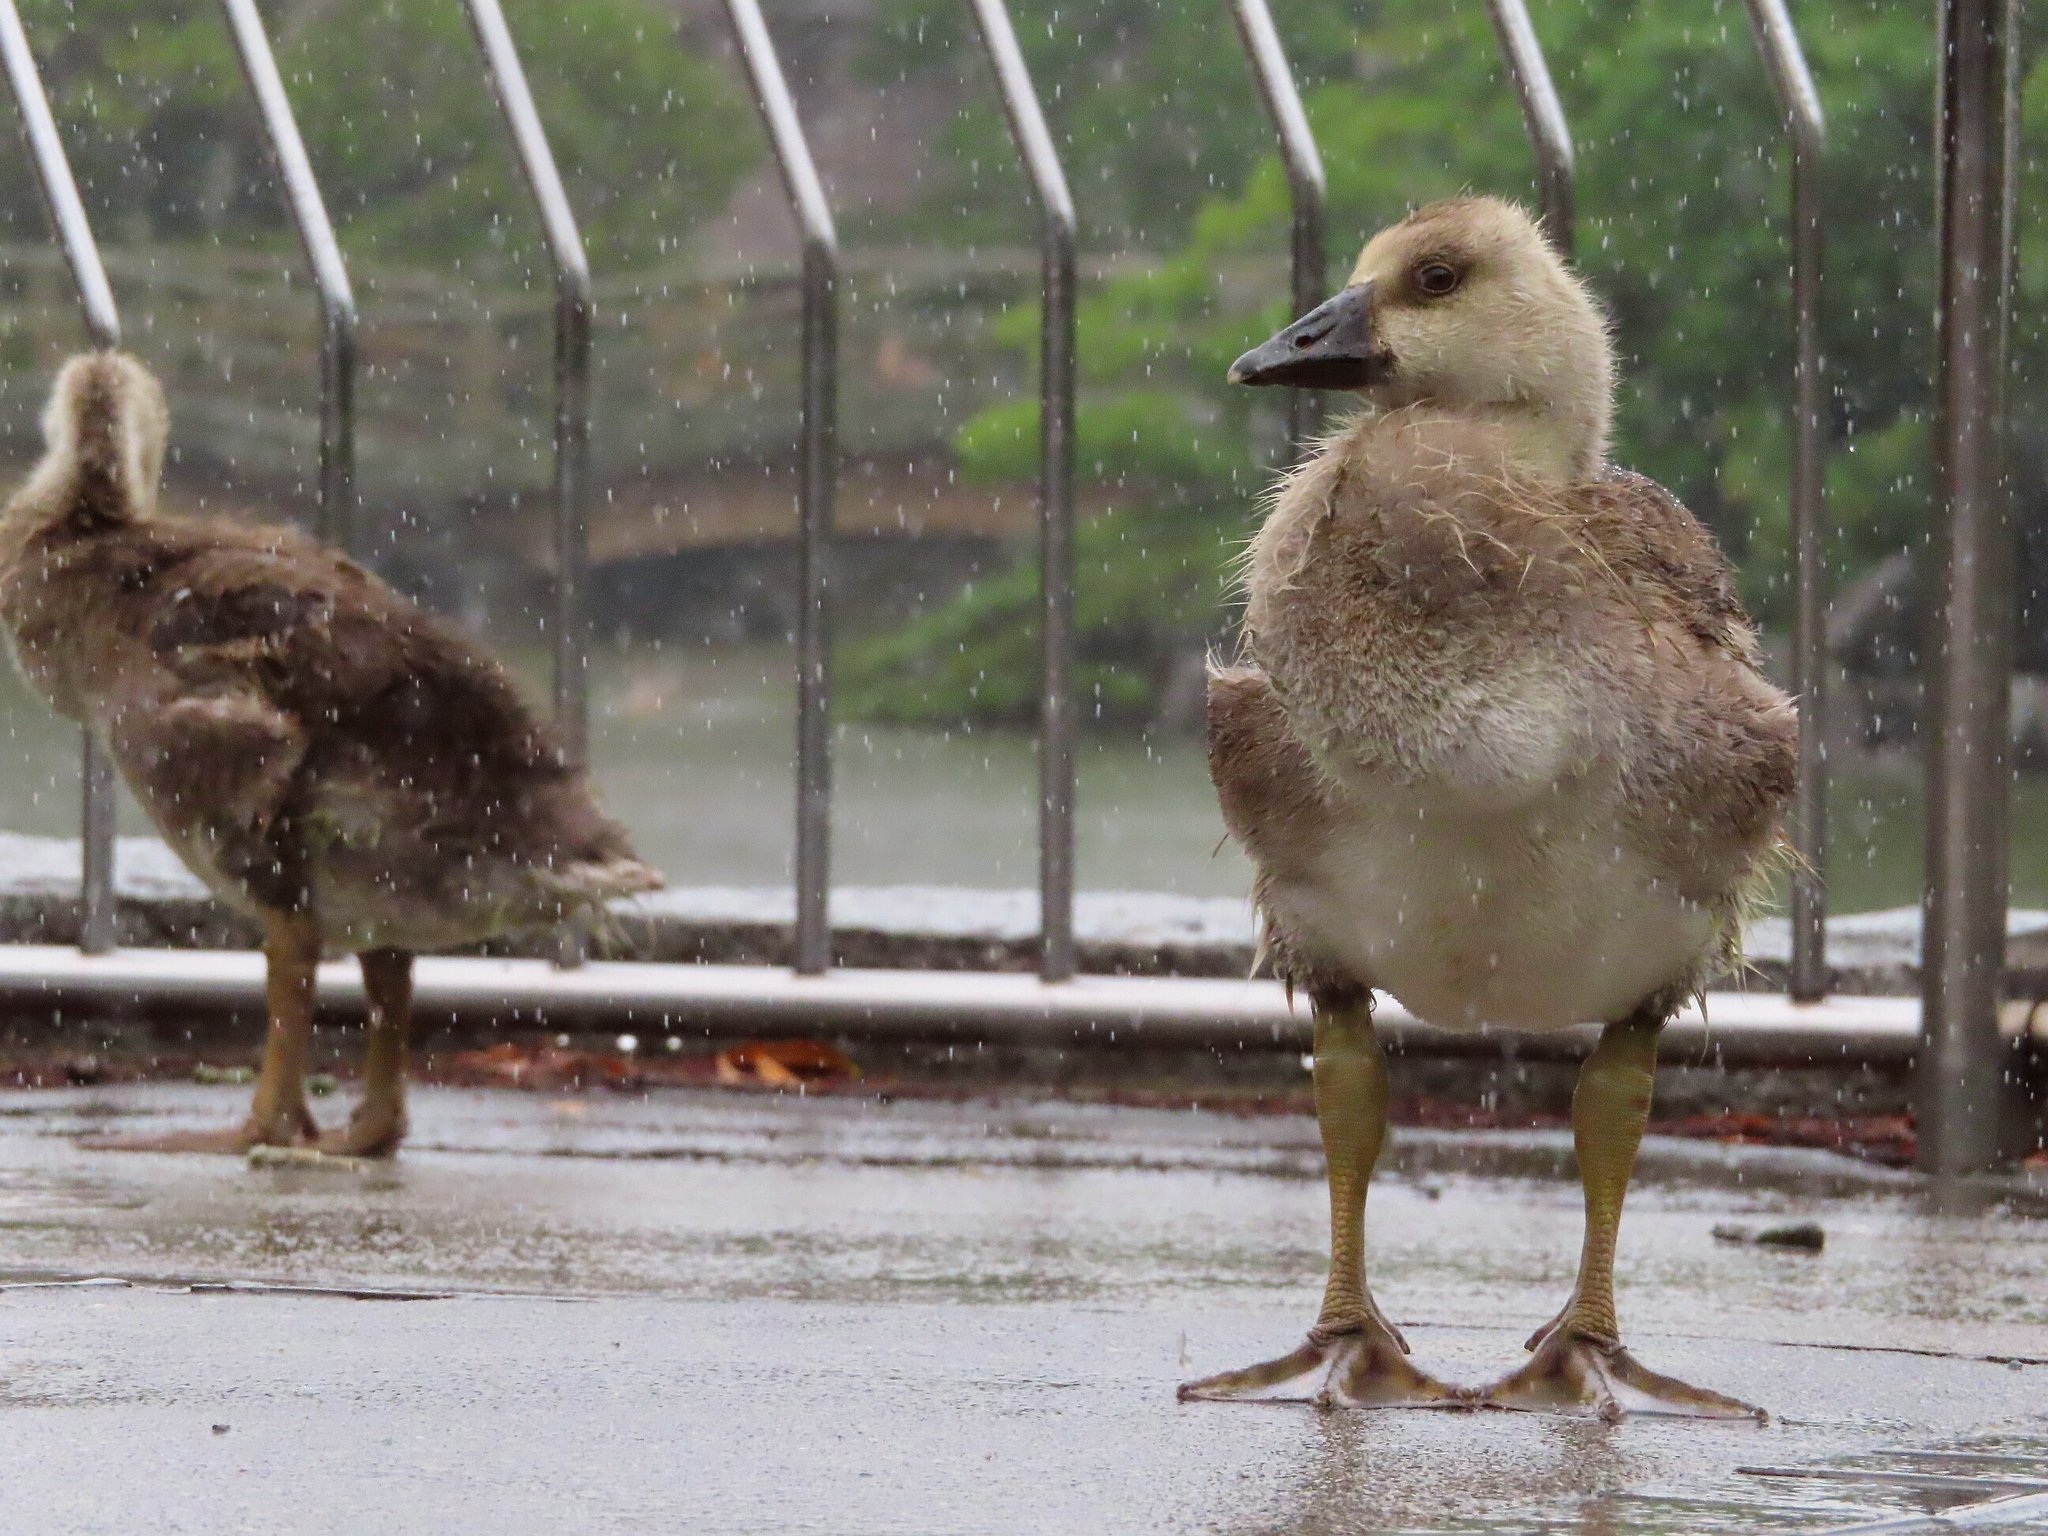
[1,0,120,958]
[0,944,1949,1066]
[464,0,595,769]
[1483,0,1574,255]
[1922,0,2026,1174]
[720,0,840,979]
[219,0,357,555]
[965,0,1079,984]
[1743,0,1830,1004]
[1228,0,1326,455]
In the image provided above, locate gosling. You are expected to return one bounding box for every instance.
[1182,197,1795,1419]
[0,353,661,1157]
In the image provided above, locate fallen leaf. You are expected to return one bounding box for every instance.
[714,1039,859,1088]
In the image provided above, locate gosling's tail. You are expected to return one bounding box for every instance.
[531,853,664,957]
[550,854,666,905]
[22,351,169,528]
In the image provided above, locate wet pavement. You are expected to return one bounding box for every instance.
[3,1082,2047,1534]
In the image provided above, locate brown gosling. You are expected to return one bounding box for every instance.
[1181,198,1795,1419]
[0,352,661,1158]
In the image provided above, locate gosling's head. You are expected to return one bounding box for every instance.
[1229,197,1613,477]
[34,350,169,520]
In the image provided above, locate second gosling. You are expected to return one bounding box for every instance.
[0,352,662,1157]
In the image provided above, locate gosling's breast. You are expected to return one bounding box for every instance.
[1265,776,1715,1033]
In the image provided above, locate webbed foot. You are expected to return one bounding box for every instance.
[1473,1328,1765,1422]
[316,1103,407,1159]
[82,1104,320,1155]
[1179,1317,1463,1408]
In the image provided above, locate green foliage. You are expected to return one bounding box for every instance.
[957,389,1250,487]
[844,0,2048,726]
[4,0,756,272]
[840,501,1237,727]
[858,0,1315,251]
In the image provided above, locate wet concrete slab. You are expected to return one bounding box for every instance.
[2,1083,2046,1533]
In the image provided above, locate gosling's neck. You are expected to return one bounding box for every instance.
[1,458,120,555]
[3,422,155,547]
[1462,398,1607,481]
[1364,353,1613,482]
[1343,398,1601,484]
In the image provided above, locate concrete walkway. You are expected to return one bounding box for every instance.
[3,1083,2046,1533]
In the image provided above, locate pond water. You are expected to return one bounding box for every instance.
[0,640,2039,913]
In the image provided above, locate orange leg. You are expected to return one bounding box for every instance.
[88,909,322,1154]
[319,948,413,1158]
[1475,1010,1764,1421]
[1180,994,1459,1408]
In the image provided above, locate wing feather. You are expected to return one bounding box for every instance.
[1576,468,1762,668]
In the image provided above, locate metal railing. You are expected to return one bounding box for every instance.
[464,0,595,769]
[1742,0,1829,1004]
[721,0,839,978]
[1484,0,1574,255]
[965,0,1080,983]
[0,0,120,957]
[220,0,358,555]
[1229,0,1326,454]
[0,0,2036,1166]
[0,943,1952,1067]
[1922,0,2026,1174]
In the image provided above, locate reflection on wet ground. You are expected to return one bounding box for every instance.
[2,1083,2045,1533]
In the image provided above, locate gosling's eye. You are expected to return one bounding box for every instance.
[1415,261,1461,296]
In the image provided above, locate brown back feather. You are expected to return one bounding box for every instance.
[117,518,633,869]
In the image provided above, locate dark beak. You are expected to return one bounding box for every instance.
[1227,282,1390,390]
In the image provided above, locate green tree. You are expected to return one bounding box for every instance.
[4,0,756,272]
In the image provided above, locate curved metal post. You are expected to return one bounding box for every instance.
[462,0,594,767]
[1483,0,1573,255]
[1,0,120,955]
[219,0,358,554]
[721,0,838,978]
[965,0,1078,984]
[1921,0,2024,1173]
[1227,0,1326,455]
[1742,0,1828,1003]
[1997,0,2022,392]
